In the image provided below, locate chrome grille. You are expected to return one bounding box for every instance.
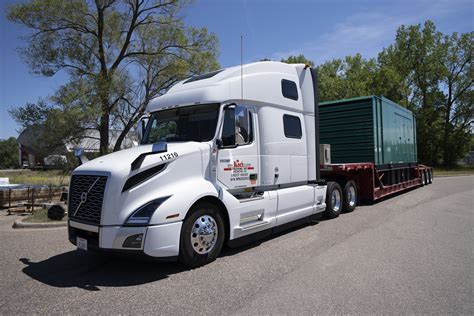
[68,175,107,225]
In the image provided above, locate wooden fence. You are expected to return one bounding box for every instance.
[0,185,67,214]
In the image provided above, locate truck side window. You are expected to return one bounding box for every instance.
[283,114,302,139]
[281,79,298,101]
[221,105,253,147]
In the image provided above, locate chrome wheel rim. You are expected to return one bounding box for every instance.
[347,186,356,207]
[191,215,218,254]
[331,190,341,212]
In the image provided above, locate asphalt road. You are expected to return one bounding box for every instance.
[0,176,472,315]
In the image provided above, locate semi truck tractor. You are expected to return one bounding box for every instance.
[68,61,432,267]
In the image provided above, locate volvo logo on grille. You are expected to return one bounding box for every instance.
[80,192,88,203]
[71,176,105,217]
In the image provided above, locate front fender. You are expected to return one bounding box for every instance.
[149,178,220,225]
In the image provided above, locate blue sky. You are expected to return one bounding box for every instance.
[1,0,472,139]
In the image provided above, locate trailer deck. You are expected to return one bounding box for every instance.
[321,163,433,201]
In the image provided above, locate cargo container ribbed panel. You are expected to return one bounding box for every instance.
[319,96,417,166]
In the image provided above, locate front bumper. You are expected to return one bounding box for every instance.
[68,220,182,258]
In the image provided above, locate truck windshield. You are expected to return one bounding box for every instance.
[142,103,220,143]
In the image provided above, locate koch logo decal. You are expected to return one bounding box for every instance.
[223,160,255,182]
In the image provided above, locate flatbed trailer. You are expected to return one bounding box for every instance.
[321,163,433,202]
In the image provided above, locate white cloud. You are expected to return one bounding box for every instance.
[270,0,472,65]
[271,12,400,64]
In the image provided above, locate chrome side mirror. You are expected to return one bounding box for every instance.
[75,148,89,165]
[137,114,150,142]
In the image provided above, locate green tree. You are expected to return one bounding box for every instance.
[281,54,315,67]
[10,99,90,158]
[317,54,377,102]
[0,137,19,169]
[317,58,345,101]
[439,32,473,166]
[8,0,219,154]
[378,21,473,165]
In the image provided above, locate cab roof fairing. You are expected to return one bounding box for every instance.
[146,61,310,113]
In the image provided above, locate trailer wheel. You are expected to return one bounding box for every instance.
[342,181,357,213]
[324,182,343,219]
[428,169,433,184]
[179,202,225,267]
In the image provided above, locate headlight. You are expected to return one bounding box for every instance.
[125,196,170,226]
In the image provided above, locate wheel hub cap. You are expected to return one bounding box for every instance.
[191,215,218,254]
[331,190,341,212]
[347,186,356,207]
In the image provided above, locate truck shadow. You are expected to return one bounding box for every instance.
[19,251,188,291]
[19,212,358,290]
[19,221,321,290]
[221,219,321,257]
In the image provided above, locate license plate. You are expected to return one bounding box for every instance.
[77,237,88,251]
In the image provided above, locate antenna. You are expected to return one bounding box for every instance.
[240,35,243,102]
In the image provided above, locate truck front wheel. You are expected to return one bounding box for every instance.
[324,182,343,219]
[179,202,225,267]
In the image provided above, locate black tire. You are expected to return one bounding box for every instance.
[179,202,225,267]
[47,204,66,220]
[420,171,425,186]
[324,182,343,219]
[342,180,357,213]
[427,169,433,184]
[424,170,429,185]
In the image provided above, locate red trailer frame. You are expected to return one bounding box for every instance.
[321,163,433,202]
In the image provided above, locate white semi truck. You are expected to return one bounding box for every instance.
[68,61,431,267]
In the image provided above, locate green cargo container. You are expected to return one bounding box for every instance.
[319,96,417,166]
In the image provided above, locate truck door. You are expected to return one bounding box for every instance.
[217,104,259,190]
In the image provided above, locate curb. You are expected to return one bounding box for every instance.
[13,217,67,229]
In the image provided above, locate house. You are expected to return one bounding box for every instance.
[17,127,137,167]
[462,150,474,165]
[17,125,54,167]
[64,130,137,153]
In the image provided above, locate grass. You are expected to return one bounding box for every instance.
[0,169,70,186]
[1,164,471,186]
[23,207,67,223]
[433,165,474,177]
